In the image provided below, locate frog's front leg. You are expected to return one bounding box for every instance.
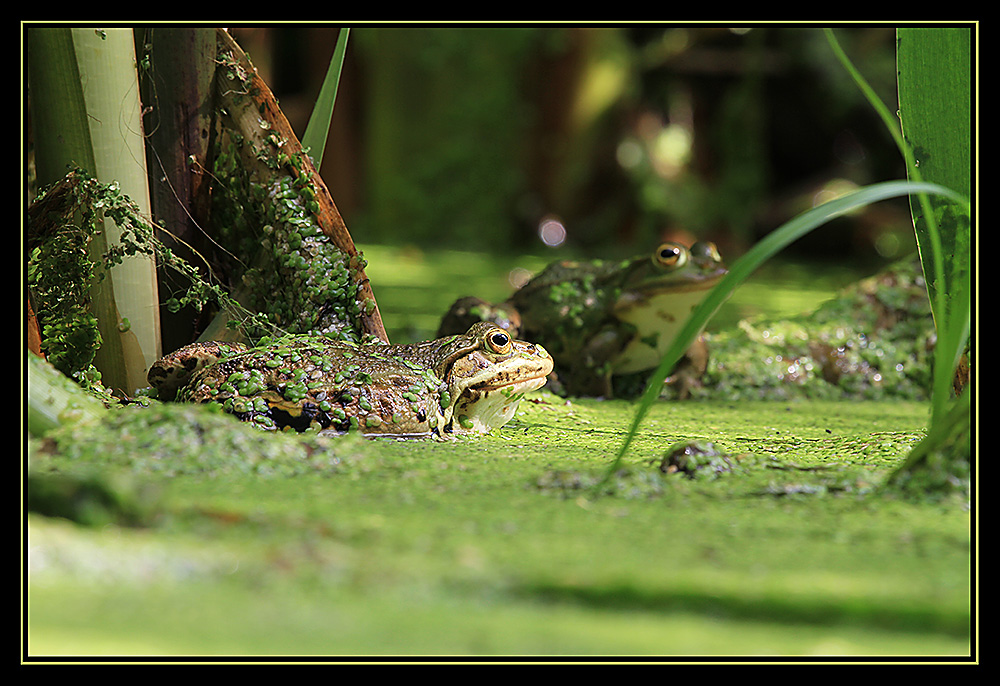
[571,325,633,398]
[665,335,710,399]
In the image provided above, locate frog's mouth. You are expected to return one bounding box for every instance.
[448,343,554,396]
[475,371,550,393]
[448,358,553,433]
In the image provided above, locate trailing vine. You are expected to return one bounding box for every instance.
[26,168,276,387]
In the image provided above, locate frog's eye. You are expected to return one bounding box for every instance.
[654,242,688,270]
[484,328,513,354]
[690,241,721,263]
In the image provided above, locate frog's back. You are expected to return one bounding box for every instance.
[171,336,448,435]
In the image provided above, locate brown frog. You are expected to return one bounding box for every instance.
[148,322,553,437]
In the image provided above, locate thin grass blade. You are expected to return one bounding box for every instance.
[598,180,966,491]
[302,28,350,166]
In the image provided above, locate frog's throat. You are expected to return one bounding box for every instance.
[448,374,549,434]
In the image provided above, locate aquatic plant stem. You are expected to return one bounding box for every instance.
[827,28,971,430]
[211,29,388,343]
[27,353,106,437]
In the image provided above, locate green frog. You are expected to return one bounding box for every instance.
[147,322,553,438]
[437,241,727,397]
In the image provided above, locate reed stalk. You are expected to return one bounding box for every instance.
[28,27,160,395]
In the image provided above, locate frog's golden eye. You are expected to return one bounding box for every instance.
[484,328,513,354]
[653,242,688,270]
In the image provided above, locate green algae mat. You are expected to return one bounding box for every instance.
[26,244,972,660]
[26,394,971,659]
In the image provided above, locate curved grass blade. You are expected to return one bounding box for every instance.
[303,28,350,166]
[595,180,967,492]
[827,27,972,426]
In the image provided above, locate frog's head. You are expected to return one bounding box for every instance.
[618,241,728,300]
[433,322,553,434]
[612,241,728,374]
[147,340,249,400]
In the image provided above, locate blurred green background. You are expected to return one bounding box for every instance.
[224,26,915,342]
[236,26,912,257]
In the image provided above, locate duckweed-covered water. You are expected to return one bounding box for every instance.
[26,246,972,659]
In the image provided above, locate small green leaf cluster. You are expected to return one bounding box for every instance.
[27,169,273,380]
[27,224,102,377]
[691,259,936,402]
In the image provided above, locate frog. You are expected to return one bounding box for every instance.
[437,241,727,398]
[146,322,553,438]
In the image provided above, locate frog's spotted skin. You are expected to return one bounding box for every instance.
[147,323,552,438]
[147,341,249,401]
[438,241,727,397]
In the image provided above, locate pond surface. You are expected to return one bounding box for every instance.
[26,244,971,660]
[28,394,969,658]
